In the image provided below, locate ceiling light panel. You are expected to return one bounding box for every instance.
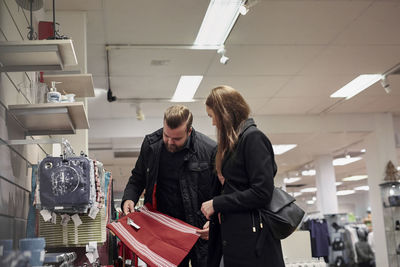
[171,76,203,102]
[194,0,244,46]
[330,74,382,100]
[273,144,297,155]
[354,186,369,191]
[342,175,368,181]
[284,177,301,184]
[300,187,317,193]
[336,190,355,196]
[333,157,362,166]
[302,169,316,176]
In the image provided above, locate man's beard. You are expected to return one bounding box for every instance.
[165,143,181,153]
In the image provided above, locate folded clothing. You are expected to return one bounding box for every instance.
[107,204,200,267]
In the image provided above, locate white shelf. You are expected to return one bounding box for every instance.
[0,40,78,72]
[8,102,89,135]
[43,74,95,97]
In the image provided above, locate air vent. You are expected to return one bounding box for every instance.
[150,59,170,66]
[286,184,306,188]
[114,151,140,158]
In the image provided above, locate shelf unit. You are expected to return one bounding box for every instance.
[0,40,78,72]
[8,102,89,135]
[43,74,95,97]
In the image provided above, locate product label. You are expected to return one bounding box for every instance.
[40,209,52,222]
[51,212,57,224]
[71,214,82,227]
[88,206,99,219]
[60,214,71,226]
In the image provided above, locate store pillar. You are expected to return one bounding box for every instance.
[315,155,338,214]
[364,113,398,267]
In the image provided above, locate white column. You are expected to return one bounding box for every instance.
[364,113,398,267]
[314,155,338,214]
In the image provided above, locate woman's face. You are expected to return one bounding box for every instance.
[206,105,217,128]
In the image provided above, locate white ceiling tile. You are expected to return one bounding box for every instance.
[207,45,324,76]
[44,0,103,11]
[228,1,370,45]
[87,98,112,119]
[334,2,400,45]
[108,48,215,76]
[300,45,400,76]
[196,76,290,99]
[87,11,106,45]
[256,97,327,115]
[87,45,107,77]
[276,75,355,98]
[103,0,208,44]
[110,75,180,99]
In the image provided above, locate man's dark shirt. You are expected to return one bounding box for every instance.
[156,139,190,221]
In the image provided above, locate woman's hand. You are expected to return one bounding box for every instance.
[196,221,210,240]
[201,200,215,220]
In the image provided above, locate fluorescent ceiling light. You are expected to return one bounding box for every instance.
[300,187,317,193]
[171,76,203,102]
[306,200,315,205]
[361,149,366,153]
[94,88,107,97]
[330,74,382,100]
[292,192,302,198]
[354,186,369,191]
[337,190,355,196]
[335,182,343,186]
[333,157,362,166]
[284,177,301,184]
[273,144,297,155]
[342,175,368,181]
[194,0,244,46]
[302,169,316,176]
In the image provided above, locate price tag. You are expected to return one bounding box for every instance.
[60,214,71,226]
[71,214,82,227]
[40,209,52,222]
[88,206,99,219]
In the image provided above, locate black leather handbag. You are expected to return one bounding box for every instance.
[260,187,305,240]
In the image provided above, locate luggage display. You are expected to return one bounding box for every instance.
[39,156,92,213]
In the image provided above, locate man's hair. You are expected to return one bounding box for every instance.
[164,105,193,132]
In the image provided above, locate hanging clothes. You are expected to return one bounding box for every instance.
[303,219,330,259]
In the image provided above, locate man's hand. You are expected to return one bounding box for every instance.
[123,200,135,215]
[201,200,214,220]
[196,221,210,240]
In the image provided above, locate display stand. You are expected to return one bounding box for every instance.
[381,181,400,267]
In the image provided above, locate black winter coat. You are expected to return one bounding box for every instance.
[208,118,285,267]
[122,127,220,267]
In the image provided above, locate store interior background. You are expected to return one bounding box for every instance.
[1,0,400,266]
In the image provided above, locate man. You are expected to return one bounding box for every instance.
[122,105,219,267]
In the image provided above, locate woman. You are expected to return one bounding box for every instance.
[201,86,285,267]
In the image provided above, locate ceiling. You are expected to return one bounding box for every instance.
[44,0,400,202]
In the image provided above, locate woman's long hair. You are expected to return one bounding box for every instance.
[206,85,250,174]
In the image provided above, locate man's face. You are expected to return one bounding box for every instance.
[163,120,192,153]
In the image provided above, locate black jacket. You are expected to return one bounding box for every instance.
[208,118,285,267]
[122,127,219,267]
